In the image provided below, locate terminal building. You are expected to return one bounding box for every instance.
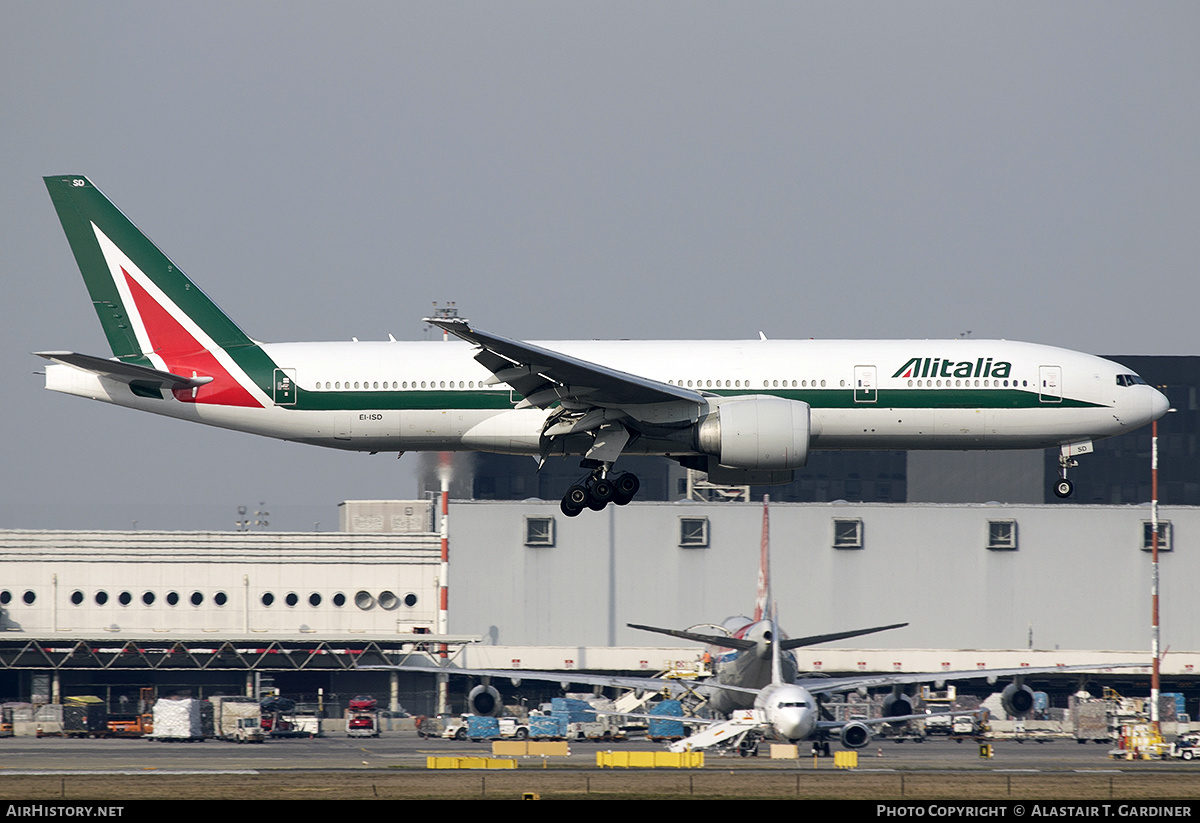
[0,498,1193,717]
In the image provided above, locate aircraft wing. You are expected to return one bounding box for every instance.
[36,351,213,391]
[424,318,703,410]
[796,662,1145,696]
[356,663,760,699]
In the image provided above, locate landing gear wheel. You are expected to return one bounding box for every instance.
[613,472,640,505]
[560,497,583,517]
[590,478,615,505]
[1054,479,1073,498]
[564,484,588,507]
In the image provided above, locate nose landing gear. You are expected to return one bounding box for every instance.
[1054,445,1079,499]
[559,464,641,516]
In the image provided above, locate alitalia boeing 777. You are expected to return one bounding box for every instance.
[38,176,1169,514]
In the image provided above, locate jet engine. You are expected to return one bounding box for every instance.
[1000,682,1035,717]
[839,721,872,749]
[695,397,811,470]
[881,692,915,718]
[467,683,502,716]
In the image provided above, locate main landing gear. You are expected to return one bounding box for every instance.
[560,464,640,517]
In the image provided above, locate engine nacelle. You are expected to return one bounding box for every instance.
[1001,682,1035,718]
[881,693,915,718]
[467,684,502,717]
[839,721,873,749]
[695,397,811,470]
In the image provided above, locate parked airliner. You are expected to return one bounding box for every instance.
[365,499,1137,754]
[39,176,1169,514]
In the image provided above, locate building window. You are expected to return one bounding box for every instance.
[832,518,864,549]
[680,517,710,548]
[987,520,1018,551]
[525,516,556,547]
[1142,521,1172,552]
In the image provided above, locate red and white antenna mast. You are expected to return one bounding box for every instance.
[754,495,770,622]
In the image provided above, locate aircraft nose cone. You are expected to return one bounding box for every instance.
[777,708,815,742]
[1151,387,1170,421]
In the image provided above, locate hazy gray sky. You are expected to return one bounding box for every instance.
[3,2,1197,530]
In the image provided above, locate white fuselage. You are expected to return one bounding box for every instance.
[45,337,1169,459]
[754,682,818,743]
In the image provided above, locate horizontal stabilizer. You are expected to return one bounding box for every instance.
[626,622,756,651]
[36,351,214,391]
[780,622,909,651]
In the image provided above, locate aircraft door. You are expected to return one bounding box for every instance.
[273,368,297,406]
[1039,366,1062,403]
[854,365,877,403]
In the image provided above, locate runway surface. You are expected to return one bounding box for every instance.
[2,734,1198,800]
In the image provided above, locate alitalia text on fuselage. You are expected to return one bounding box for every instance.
[892,355,1011,380]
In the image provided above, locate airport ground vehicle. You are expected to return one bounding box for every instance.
[233,716,265,743]
[346,696,380,738]
[1166,733,1200,761]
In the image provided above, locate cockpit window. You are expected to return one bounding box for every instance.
[1116,374,1147,387]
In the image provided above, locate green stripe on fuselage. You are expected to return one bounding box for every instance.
[280,386,1105,412]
